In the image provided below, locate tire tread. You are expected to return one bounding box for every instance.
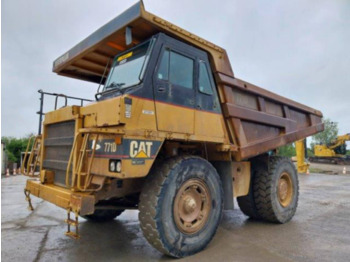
[139,155,222,257]
[253,156,299,223]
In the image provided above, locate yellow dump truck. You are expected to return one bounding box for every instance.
[22,2,324,257]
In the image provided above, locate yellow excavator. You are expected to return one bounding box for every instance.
[309,134,350,165]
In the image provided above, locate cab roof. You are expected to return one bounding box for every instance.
[52,1,233,84]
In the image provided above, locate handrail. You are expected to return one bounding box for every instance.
[26,136,42,176]
[77,134,99,191]
[21,135,41,177]
[65,129,118,192]
[54,94,68,109]
[66,133,80,188]
[21,136,35,174]
[75,133,89,188]
[32,137,42,175]
[37,90,93,135]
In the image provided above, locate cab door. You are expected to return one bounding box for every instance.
[153,47,196,134]
[194,60,225,139]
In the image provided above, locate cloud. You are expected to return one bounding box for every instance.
[2,0,349,143]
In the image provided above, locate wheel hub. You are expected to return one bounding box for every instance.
[184,196,197,213]
[174,179,211,234]
[278,172,293,207]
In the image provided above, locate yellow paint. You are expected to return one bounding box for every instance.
[155,102,194,134]
[80,97,122,127]
[117,51,133,61]
[295,140,309,173]
[135,151,148,158]
[313,134,350,158]
[232,162,250,197]
[120,95,158,131]
[314,145,336,157]
[44,106,80,125]
[36,92,231,196]
[195,110,225,139]
[82,133,164,179]
[25,179,93,214]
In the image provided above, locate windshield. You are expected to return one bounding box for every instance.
[103,39,153,91]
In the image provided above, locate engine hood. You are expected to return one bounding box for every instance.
[80,96,125,127]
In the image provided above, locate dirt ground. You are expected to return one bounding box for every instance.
[308,162,350,175]
[2,172,350,262]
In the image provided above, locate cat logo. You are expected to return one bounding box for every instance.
[130,141,153,158]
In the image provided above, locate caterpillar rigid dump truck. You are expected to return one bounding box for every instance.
[22,1,324,258]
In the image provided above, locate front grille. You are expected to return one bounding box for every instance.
[43,121,75,187]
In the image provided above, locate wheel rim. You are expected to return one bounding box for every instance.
[173,178,211,234]
[278,172,293,207]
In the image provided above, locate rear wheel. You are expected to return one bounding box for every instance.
[139,156,223,258]
[254,157,299,223]
[237,169,261,220]
[237,157,267,220]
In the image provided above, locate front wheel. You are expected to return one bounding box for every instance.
[139,156,223,258]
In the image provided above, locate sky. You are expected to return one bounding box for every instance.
[2,0,350,144]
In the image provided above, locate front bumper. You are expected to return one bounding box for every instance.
[25,179,95,215]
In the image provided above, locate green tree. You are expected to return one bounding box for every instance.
[277,143,296,157]
[310,118,338,149]
[1,134,35,164]
[307,148,314,157]
[277,143,313,158]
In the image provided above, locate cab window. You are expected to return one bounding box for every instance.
[157,50,169,81]
[157,50,194,89]
[198,61,213,95]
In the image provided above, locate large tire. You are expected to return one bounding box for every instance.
[83,209,124,222]
[237,173,261,220]
[237,157,267,220]
[254,157,299,223]
[139,156,223,258]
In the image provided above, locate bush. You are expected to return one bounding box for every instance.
[1,134,35,165]
[277,143,295,157]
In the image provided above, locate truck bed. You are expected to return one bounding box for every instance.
[216,73,323,160]
[52,1,323,161]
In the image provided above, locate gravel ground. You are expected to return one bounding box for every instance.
[2,173,350,262]
[308,162,350,175]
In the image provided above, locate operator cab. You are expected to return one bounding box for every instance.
[98,33,221,119]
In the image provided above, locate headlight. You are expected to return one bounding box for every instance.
[109,161,116,172]
[109,160,121,173]
[116,161,122,172]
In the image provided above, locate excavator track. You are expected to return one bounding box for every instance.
[309,156,350,165]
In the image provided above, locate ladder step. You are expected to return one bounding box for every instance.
[65,231,80,240]
[65,219,78,226]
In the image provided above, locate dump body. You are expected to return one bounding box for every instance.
[218,74,323,160]
[52,1,323,162]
